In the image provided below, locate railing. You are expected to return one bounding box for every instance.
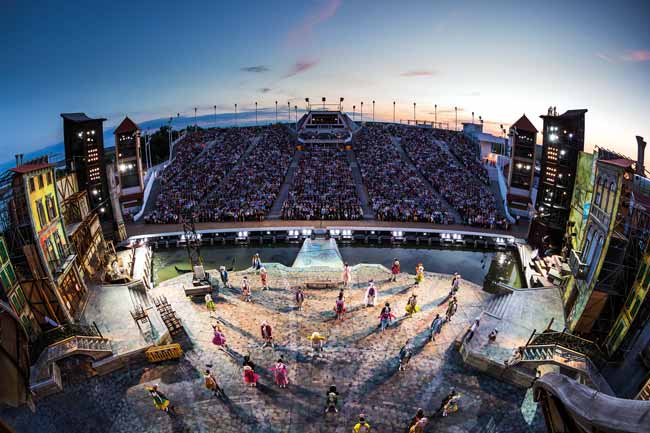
[569,249,588,279]
[529,331,605,368]
[47,245,75,276]
[30,323,101,361]
[590,204,610,228]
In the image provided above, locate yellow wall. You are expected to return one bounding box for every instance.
[23,168,68,266]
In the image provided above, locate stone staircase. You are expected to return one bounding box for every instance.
[45,335,113,363]
[345,150,374,219]
[484,292,514,319]
[268,150,303,219]
[390,136,462,223]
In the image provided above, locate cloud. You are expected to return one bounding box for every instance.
[283,59,319,78]
[596,50,650,63]
[621,50,650,62]
[259,87,272,93]
[596,52,614,63]
[241,65,270,73]
[287,0,342,46]
[400,70,436,77]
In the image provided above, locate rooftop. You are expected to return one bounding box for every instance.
[512,114,538,133]
[10,162,53,174]
[113,116,140,135]
[60,112,106,123]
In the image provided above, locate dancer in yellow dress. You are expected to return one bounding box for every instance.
[404,293,421,316]
[307,331,327,352]
[414,263,425,285]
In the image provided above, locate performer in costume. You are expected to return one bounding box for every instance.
[307,331,326,352]
[364,280,377,307]
[251,253,261,271]
[404,293,420,316]
[204,369,223,397]
[445,296,458,322]
[342,262,352,288]
[211,324,227,348]
[260,321,274,348]
[334,290,346,320]
[451,272,461,294]
[379,302,395,331]
[414,263,425,285]
[270,358,289,388]
[204,293,216,315]
[146,384,174,415]
[260,267,269,290]
[219,266,231,288]
[242,355,260,387]
[241,276,252,302]
[430,313,444,342]
[409,417,428,433]
[398,339,414,371]
[325,385,339,413]
[408,408,425,431]
[295,287,305,311]
[390,258,400,282]
[353,414,371,432]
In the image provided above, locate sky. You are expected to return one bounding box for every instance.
[1,0,649,165]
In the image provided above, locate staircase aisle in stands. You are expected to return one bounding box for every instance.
[485,165,509,219]
[267,151,304,219]
[390,136,462,223]
[345,150,375,219]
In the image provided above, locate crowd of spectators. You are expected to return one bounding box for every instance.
[354,125,452,223]
[441,130,491,185]
[281,145,362,220]
[199,125,295,222]
[400,127,507,229]
[145,128,255,223]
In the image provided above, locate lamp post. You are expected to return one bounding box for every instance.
[372,100,375,122]
[454,106,458,131]
[322,97,326,109]
[393,101,396,123]
[360,101,364,122]
[194,107,197,127]
[413,102,416,125]
[275,101,278,123]
[305,97,310,111]
[339,97,344,111]
[472,111,475,124]
[235,103,238,126]
[434,104,437,127]
[353,105,356,121]
[288,101,291,122]
[167,117,173,162]
[255,102,258,125]
[294,105,298,124]
[213,105,217,127]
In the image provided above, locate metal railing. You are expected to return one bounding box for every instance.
[30,323,101,361]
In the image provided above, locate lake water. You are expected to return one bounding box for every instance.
[152,244,522,290]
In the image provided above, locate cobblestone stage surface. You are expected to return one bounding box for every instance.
[1,245,547,433]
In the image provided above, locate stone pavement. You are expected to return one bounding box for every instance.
[1,266,546,433]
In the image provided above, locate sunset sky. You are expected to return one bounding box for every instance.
[1,0,649,163]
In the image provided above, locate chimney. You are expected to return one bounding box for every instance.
[637,136,646,176]
[15,154,21,167]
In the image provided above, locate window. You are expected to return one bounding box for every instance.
[36,199,47,227]
[52,231,65,259]
[0,240,8,262]
[20,316,32,335]
[46,171,52,185]
[10,293,23,314]
[29,177,35,192]
[45,195,57,220]
[37,174,44,189]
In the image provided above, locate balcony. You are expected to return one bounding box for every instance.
[569,249,588,280]
[47,245,77,277]
[590,204,610,229]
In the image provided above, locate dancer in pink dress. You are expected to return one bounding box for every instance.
[342,263,352,288]
[242,355,259,387]
[212,324,227,348]
[270,358,289,388]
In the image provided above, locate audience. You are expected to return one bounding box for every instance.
[281,145,362,220]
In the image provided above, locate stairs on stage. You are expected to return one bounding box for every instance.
[268,150,303,219]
